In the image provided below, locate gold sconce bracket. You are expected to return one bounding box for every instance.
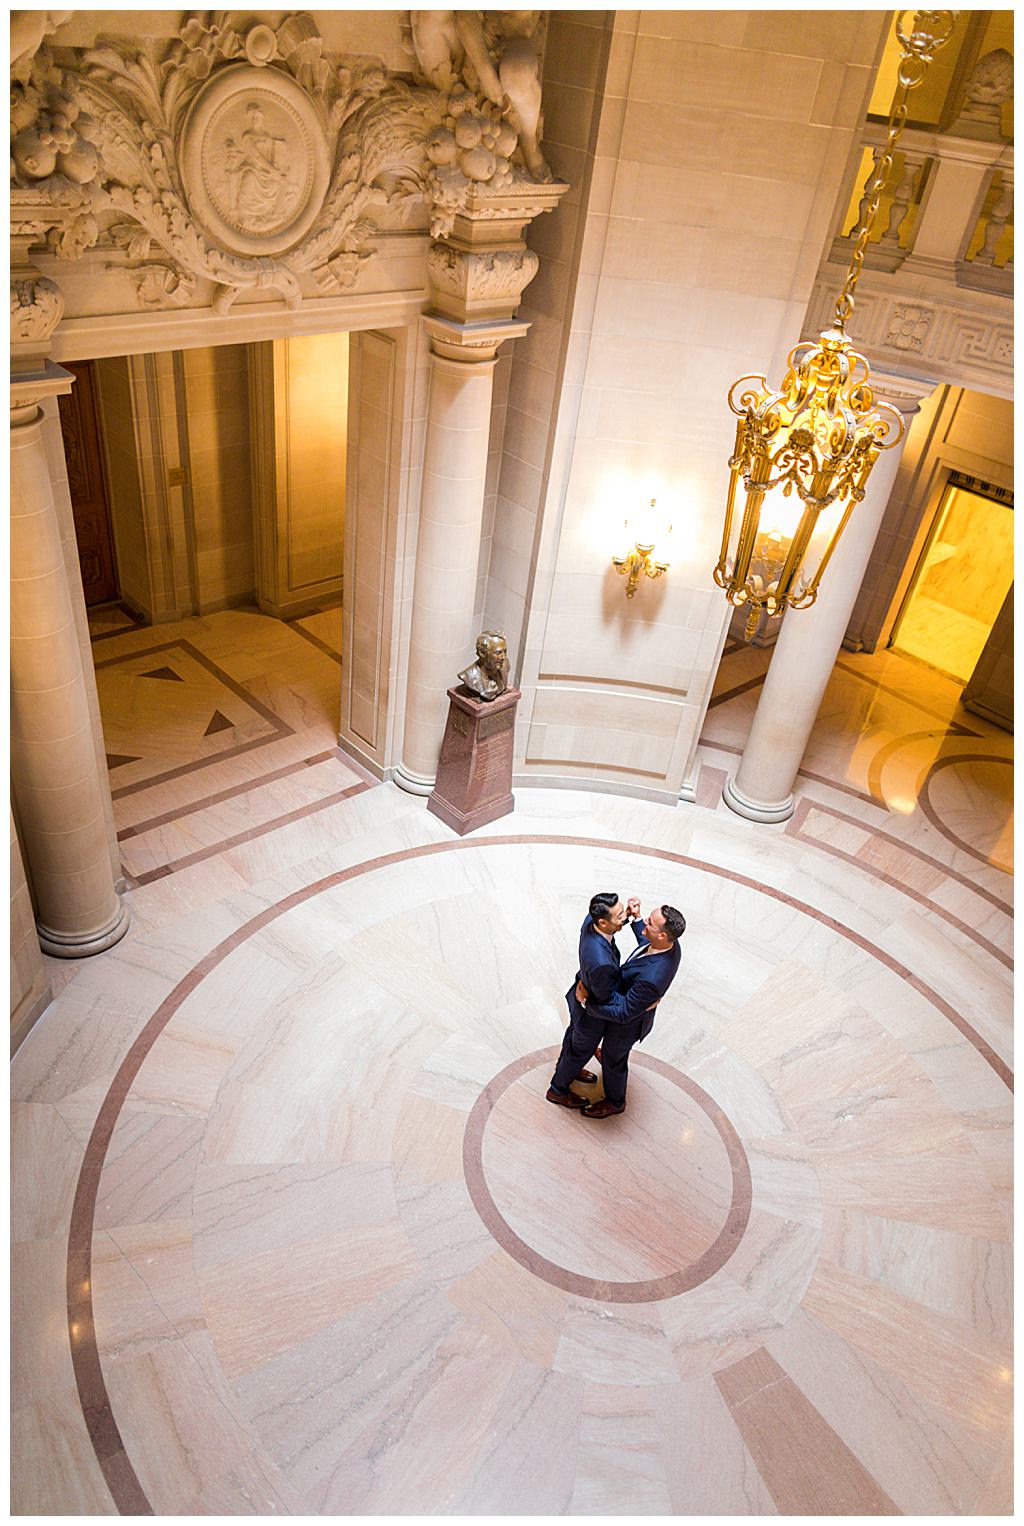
[612,499,671,598]
[612,544,670,598]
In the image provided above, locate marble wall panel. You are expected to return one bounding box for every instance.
[341,326,424,776]
[249,335,347,617]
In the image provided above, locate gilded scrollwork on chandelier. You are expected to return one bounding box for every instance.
[9,9,560,315]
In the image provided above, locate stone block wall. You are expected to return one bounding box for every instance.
[249,334,348,618]
[481,12,612,667]
[181,344,255,612]
[502,9,886,799]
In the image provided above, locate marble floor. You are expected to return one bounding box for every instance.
[11,616,1013,1515]
[890,593,997,686]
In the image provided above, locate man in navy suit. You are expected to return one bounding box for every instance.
[547,900,686,1119]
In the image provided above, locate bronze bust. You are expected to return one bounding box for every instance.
[458,630,509,701]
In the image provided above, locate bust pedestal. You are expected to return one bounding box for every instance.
[427,684,520,835]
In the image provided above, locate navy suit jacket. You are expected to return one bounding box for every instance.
[586,919,680,1040]
[564,914,620,1023]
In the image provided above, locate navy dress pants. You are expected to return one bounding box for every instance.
[550,1010,647,1107]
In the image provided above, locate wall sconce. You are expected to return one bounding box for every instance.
[612,499,671,598]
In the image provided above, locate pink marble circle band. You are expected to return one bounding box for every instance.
[917,752,1013,872]
[65,830,1014,1514]
[462,1047,752,1302]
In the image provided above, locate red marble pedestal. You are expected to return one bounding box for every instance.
[427,684,520,835]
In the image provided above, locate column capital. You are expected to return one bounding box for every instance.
[424,312,530,365]
[10,357,74,428]
[11,235,65,370]
[427,242,540,325]
[425,181,568,327]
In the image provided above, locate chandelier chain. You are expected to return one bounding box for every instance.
[833,10,957,330]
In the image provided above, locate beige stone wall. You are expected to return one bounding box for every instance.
[504,9,885,798]
[181,345,254,612]
[10,810,50,1053]
[96,347,254,618]
[481,13,610,662]
[963,586,1013,731]
[342,325,430,776]
[847,386,1015,651]
[250,335,348,618]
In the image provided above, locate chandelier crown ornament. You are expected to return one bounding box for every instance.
[715,10,956,641]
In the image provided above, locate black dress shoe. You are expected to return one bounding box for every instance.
[546,1087,587,1109]
[581,1099,625,1119]
[575,1069,598,1084]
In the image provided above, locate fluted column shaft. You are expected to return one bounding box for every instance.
[396,349,497,789]
[723,376,932,823]
[10,392,130,956]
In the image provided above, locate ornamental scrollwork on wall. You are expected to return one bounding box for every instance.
[10,275,65,342]
[9,9,559,314]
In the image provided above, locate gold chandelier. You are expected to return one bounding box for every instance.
[714,10,957,641]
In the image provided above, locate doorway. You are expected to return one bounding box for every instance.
[889,474,1013,684]
[58,360,120,606]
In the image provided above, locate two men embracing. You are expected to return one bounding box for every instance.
[547,890,685,1119]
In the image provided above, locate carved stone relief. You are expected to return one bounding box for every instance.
[9,9,565,326]
[949,48,1014,140]
[884,302,933,352]
[426,243,539,321]
[181,65,329,257]
[10,274,64,344]
[804,274,1013,398]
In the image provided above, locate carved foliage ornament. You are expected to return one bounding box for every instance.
[10,275,64,342]
[9,10,556,313]
[426,244,539,302]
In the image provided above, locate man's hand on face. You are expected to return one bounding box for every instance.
[626,896,641,920]
[575,979,588,1007]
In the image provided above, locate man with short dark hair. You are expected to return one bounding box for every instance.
[547,901,685,1119]
[547,890,637,1096]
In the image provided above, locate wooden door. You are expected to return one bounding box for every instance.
[57,361,119,606]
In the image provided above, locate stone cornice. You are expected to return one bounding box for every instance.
[804,264,1012,400]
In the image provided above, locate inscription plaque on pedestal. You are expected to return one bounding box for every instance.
[427,684,520,835]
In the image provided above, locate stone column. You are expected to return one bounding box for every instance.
[723,373,934,823]
[10,364,131,956]
[395,317,526,792]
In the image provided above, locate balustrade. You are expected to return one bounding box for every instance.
[831,121,1012,295]
[959,168,1013,292]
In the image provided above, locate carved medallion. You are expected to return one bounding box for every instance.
[181,65,330,257]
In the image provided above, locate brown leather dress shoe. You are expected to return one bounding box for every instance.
[581,1099,625,1119]
[546,1087,587,1109]
[575,1069,598,1084]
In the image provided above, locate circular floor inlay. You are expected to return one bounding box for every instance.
[463,1048,752,1303]
[921,753,1013,873]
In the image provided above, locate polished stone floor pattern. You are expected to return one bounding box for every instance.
[11,612,1013,1514]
